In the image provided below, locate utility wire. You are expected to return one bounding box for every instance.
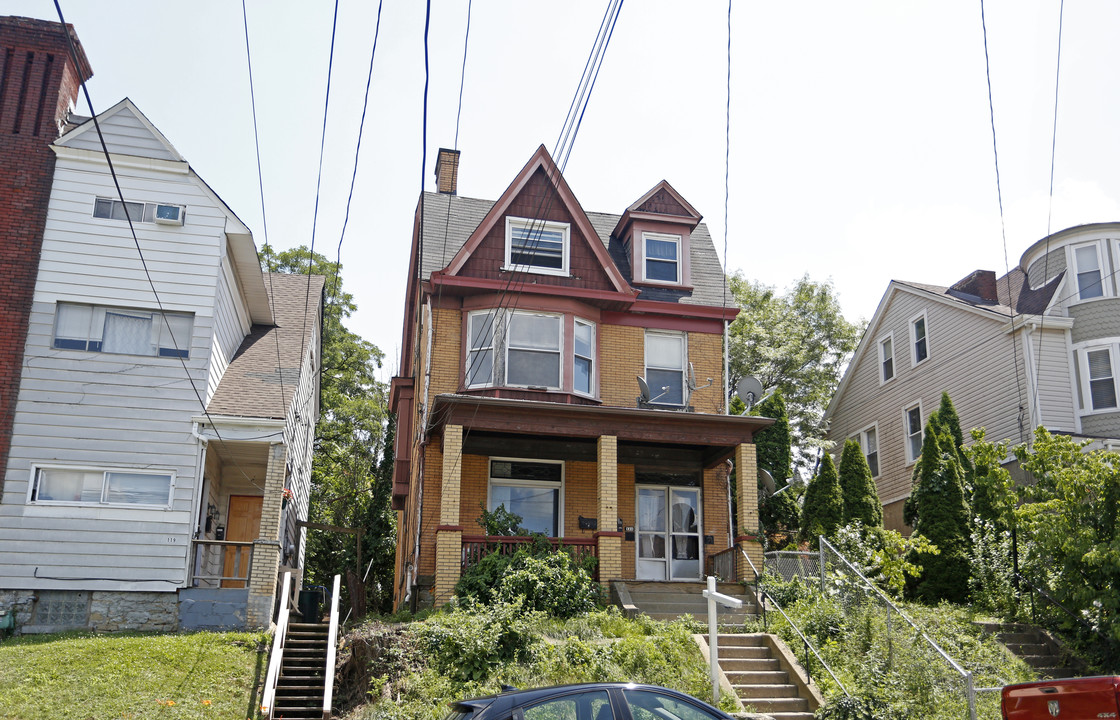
[721,0,732,416]
[53,0,266,491]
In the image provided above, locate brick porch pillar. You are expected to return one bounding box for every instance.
[247,442,286,628]
[595,435,622,586]
[434,425,463,605]
[734,442,764,580]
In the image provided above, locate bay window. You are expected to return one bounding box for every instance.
[574,319,595,396]
[466,309,595,395]
[506,312,561,388]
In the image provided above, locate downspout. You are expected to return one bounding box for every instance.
[723,319,730,415]
[406,300,435,603]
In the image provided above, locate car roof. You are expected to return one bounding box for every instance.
[449,683,730,718]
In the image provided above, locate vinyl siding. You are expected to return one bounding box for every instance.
[208,255,252,402]
[827,288,1027,523]
[65,107,179,161]
[0,149,229,591]
[1026,326,1077,432]
[1026,247,1066,289]
[282,313,321,568]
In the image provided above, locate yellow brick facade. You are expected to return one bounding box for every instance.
[599,324,724,411]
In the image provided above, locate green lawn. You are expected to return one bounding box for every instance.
[0,630,268,720]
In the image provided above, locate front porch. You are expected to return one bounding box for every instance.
[413,394,771,608]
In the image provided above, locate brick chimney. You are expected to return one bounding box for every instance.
[949,269,998,302]
[434,148,460,194]
[0,17,92,490]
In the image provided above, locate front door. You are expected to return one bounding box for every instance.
[636,487,701,580]
[222,495,262,588]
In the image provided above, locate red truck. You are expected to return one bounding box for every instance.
[1002,676,1120,719]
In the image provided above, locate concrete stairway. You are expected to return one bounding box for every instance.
[977,622,1083,679]
[620,581,757,624]
[718,634,815,720]
[272,622,330,719]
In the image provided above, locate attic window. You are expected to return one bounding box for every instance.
[642,232,681,284]
[505,217,569,276]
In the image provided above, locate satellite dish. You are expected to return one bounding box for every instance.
[686,362,712,391]
[637,376,651,404]
[735,376,764,411]
[759,468,776,495]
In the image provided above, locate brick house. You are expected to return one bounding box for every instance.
[0,16,321,632]
[390,146,769,610]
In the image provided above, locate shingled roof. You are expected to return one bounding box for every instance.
[207,272,324,419]
[894,266,1064,319]
[419,192,736,308]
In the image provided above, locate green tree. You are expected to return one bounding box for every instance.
[934,392,972,476]
[727,273,863,477]
[753,391,799,539]
[801,453,843,545]
[907,418,971,604]
[261,244,394,613]
[966,428,1017,533]
[1015,428,1120,644]
[838,438,883,527]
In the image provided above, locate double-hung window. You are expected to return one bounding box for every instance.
[506,312,562,388]
[1086,347,1118,410]
[30,466,174,507]
[910,313,928,365]
[54,303,193,358]
[574,319,595,396]
[852,426,879,477]
[1073,244,1105,300]
[904,404,923,464]
[466,310,499,387]
[505,217,569,276]
[879,335,894,383]
[467,310,574,392]
[488,459,563,537]
[645,331,686,406]
[643,232,681,284]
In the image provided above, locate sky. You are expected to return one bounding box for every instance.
[9,0,1120,384]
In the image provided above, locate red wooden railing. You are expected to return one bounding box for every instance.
[461,535,598,579]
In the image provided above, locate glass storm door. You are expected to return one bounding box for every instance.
[636,487,701,580]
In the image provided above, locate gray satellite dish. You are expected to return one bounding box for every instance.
[637,376,651,404]
[759,468,776,495]
[735,375,765,411]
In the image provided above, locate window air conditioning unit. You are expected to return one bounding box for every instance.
[153,204,185,226]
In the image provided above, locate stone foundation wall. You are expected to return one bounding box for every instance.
[89,591,178,633]
[0,590,36,629]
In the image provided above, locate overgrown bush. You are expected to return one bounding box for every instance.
[413,599,541,682]
[830,523,935,599]
[816,695,898,720]
[968,519,1016,618]
[494,552,602,618]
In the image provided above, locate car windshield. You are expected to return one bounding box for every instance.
[622,689,724,720]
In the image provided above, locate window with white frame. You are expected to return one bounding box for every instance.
[505,217,569,276]
[643,232,681,284]
[467,309,594,394]
[1073,243,1105,300]
[30,466,174,507]
[574,319,595,396]
[910,313,929,365]
[1084,347,1118,411]
[851,426,879,477]
[879,335,895,383]
[93,198,185,225]
[904,404,923,464]
[53,303,193,358]
[644,331,686,406]
[488,459,563,537]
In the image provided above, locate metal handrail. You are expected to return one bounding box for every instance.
[1014,570,1119,667]
[322,574,342,720]
[261,571,292,720]
[742,546,847,696]
[819,537,978,720]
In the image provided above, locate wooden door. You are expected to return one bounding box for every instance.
[222,495,262,588]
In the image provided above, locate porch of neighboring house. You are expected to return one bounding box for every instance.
[182,436,292,629]
[405,395,769,608]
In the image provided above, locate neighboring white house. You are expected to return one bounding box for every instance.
[825,223,1120,533]
[0,98,322,632]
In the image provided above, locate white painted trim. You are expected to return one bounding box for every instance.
[27,463,177,510]
[878,332,896,385]
[644,329,688,407]
[909,310,930,368]
[634,484,704,581]
[849,423,881,479]
[503,216,571,277]
[51,145,189,174]
[573,316,597,399]
[192,415,286,429]
[1068,240,1110,302]
[902,401,924,466]
[1072,338,1120,416]
[503,310,563,391]
[640,231,683,285]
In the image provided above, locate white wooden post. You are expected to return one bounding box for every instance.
[703,575,743,706]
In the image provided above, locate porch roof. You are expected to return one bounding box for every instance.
[427,394,772,468]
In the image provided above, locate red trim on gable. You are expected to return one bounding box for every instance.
[430,272,637,309]
[461,293,603,320]
[603,312,725,334]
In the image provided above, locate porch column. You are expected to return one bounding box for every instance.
[734,442,764,580]
[247,442,286,628]
[595,435,622,586]
[434,425,463,605]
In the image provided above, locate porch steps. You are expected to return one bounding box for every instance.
[272,622,330,719]
[976,621,1084,679]
[718,634,815,720]
[622,581,757,624]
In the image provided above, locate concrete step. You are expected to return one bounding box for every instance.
[643,612,754,624]
[997,631,1040,645]
[726,670,789,685]
[734,683,800,699]
[720,645,770,659]
[718,633,767,647]
[745,697,809,713]
[719,657,781,672]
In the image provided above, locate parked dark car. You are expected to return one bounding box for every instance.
[444,683,735,720]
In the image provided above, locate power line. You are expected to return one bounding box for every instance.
[721,0,732,416]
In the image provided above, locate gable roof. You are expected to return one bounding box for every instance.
[610,179,702,239]
[207,272,324,419]
[442,144,632,295]
[56,97,185,162]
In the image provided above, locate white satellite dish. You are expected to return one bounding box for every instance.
[759,468,776,495]
[637,376,652,404]
[687,362,713,391]
[735,376,765,411]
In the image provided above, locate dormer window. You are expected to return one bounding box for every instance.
[505,217,569,276]
[643,232,681,284]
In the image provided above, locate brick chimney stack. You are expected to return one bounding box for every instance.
[949,269,998,302]
[434,148,460,194]
[0,16,93,490]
